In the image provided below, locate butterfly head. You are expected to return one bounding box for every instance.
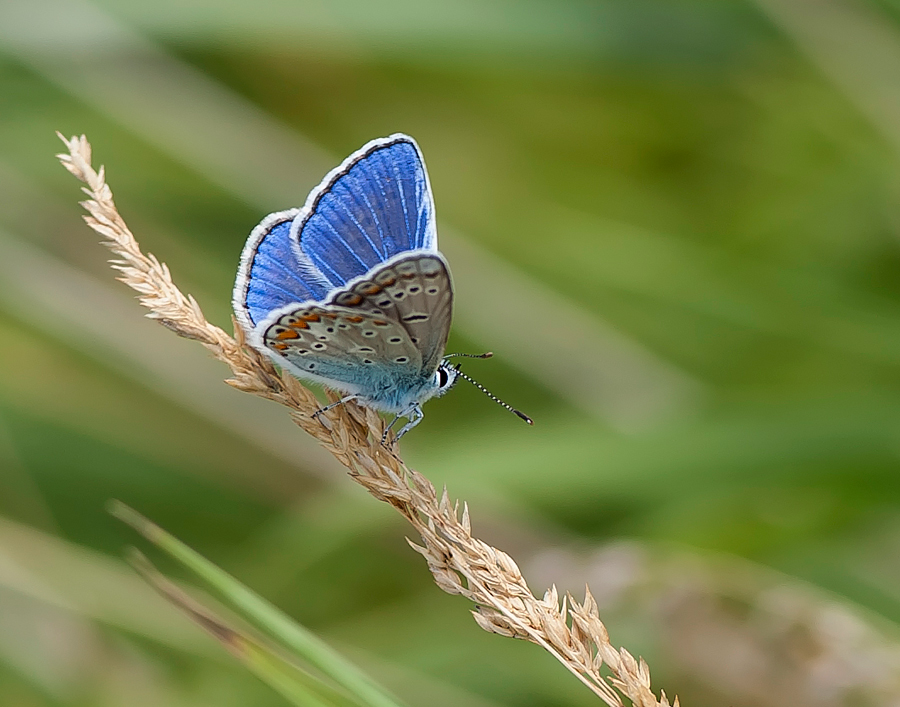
[433,361,461,397]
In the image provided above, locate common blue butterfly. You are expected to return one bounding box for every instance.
[233,134,530,441]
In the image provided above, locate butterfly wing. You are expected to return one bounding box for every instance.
[233,209,332,329]
[258,304,425,410]
[236,136,451,408]
[329,253,453,374]
[291,134,438,287]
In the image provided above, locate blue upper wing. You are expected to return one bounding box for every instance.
[234,210,332,328]
[234,135,438,332]
[290,134,438,286]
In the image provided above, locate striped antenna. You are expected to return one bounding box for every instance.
[444,352,493,359]
[453,366,533,425]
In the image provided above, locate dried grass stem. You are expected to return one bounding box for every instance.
[57,133,678,707]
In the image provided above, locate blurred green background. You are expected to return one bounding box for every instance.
[3,0,900,705]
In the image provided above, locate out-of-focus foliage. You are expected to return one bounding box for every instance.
[2,1,900,705]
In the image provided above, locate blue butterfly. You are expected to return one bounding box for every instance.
[233,134,530,441]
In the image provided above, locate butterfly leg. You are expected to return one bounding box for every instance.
[383,403,424,446]
[312,394,358,422]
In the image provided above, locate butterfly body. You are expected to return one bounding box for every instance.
[233,134,459,437]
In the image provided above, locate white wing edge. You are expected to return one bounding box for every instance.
[287,133,438,263]
[232,207,299,334]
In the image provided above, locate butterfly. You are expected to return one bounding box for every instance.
[233,133,531,441]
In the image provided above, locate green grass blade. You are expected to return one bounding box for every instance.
[110,501,407,707]
[129,549,359,707]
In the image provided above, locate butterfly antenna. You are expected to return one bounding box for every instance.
[444,352,494,359]
[453,367,533,425]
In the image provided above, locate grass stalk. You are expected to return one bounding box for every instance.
[58,132,678,707]
[128,548,362,707]
[111,501,406,707]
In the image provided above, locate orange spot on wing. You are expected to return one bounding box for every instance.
[271,343,289,351]
[299,313,320,322]
[372,320,389,326]
[343,293,363,305]
[290,320,309,329]
[275,329,300,340]
[345,315,364,323]
[360,284,382,295]
[401,273,416,280]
